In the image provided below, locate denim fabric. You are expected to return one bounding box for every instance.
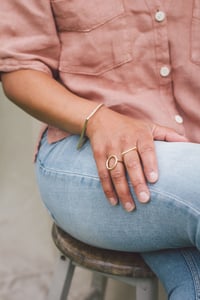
[142,248,200,300]
[36,133,200,299]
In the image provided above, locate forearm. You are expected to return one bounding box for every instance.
[1,69,100,135]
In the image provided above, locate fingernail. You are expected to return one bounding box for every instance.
[109,198,118,206]
[124,202,135,212]
[139,192,150,203]
[149,171,158,182]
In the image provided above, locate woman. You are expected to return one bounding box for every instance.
[1,1,200,298]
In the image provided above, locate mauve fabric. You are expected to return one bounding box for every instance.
[0,0,200,143]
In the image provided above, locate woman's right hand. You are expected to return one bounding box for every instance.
[86,106,188,212]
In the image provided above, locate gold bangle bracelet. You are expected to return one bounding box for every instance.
[77,103,104,149]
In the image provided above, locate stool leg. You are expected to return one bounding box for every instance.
[84,272,108,300]
[136,278,158,300]
[48,254,75,300]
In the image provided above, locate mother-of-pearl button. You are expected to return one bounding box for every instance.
[155,11,166,22]
[160,66,171,77]
[175,115,183,124]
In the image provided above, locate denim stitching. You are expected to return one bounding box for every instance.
[148,186,200,215]
[181,249,200,300]
[37,159,100,180]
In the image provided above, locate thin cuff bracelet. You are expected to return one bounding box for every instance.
[77,103,104,149]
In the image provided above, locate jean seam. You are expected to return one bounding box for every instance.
[148,186,200,215]
[37,159,100,181]
[181,249,200,300]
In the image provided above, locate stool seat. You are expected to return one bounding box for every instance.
[49,224,158,300]
[52,224,155,278]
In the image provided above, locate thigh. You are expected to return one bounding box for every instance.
[35,134,200,251]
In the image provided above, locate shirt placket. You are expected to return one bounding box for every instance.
[145,0,185,133]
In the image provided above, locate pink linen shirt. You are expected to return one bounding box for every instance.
[0,0,200,143]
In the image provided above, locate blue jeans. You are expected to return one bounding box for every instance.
[36,133,200,299]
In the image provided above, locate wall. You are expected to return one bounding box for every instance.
[0,84,55,300]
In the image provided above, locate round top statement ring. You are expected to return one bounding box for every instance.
[106,155,123,171]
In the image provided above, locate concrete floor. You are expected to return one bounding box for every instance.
[0,84,166,300]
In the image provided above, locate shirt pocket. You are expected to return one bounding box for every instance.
[50,0,133,75]
[191,0,200,64]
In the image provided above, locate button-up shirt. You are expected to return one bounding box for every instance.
[0,0,200,143]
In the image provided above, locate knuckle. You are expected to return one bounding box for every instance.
[99,171,110,182]
[139,144,154,155]
[104,189,115,198]
[125,159,140,170]
[119,190,130,199]
[120,135,129,144]
[111,170,124,182]
[132,180,145,190]
[93,147,104,159]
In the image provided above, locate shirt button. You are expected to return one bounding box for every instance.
[175,115,183,124]
[160,66,171,77]
[155,11,166,22]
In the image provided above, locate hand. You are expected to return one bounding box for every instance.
[87,107,188,212]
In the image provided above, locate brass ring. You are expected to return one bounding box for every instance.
[121,146,137,157]
[106,155,123,171]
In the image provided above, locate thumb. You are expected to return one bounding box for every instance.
[152,124,189,142]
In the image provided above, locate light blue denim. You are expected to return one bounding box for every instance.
[35,132,200,299]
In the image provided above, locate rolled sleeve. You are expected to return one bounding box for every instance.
[0,1,60,77]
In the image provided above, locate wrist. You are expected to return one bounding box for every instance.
[86,104,108,137]
[77,103,104,149]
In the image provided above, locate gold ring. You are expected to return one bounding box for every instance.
[106,155,123,171]
[121,146,137,157]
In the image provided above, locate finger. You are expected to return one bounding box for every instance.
[122,148,150,204]
[92,147,119,206]
[98,165,119,206]
[153,125,189,142]
[109,160,135,212]
[93,144,135,211]
[137,135,159,184]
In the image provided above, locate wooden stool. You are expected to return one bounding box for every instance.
[48,224,158,300]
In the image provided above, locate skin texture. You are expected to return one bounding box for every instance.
[2,69,188,211]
